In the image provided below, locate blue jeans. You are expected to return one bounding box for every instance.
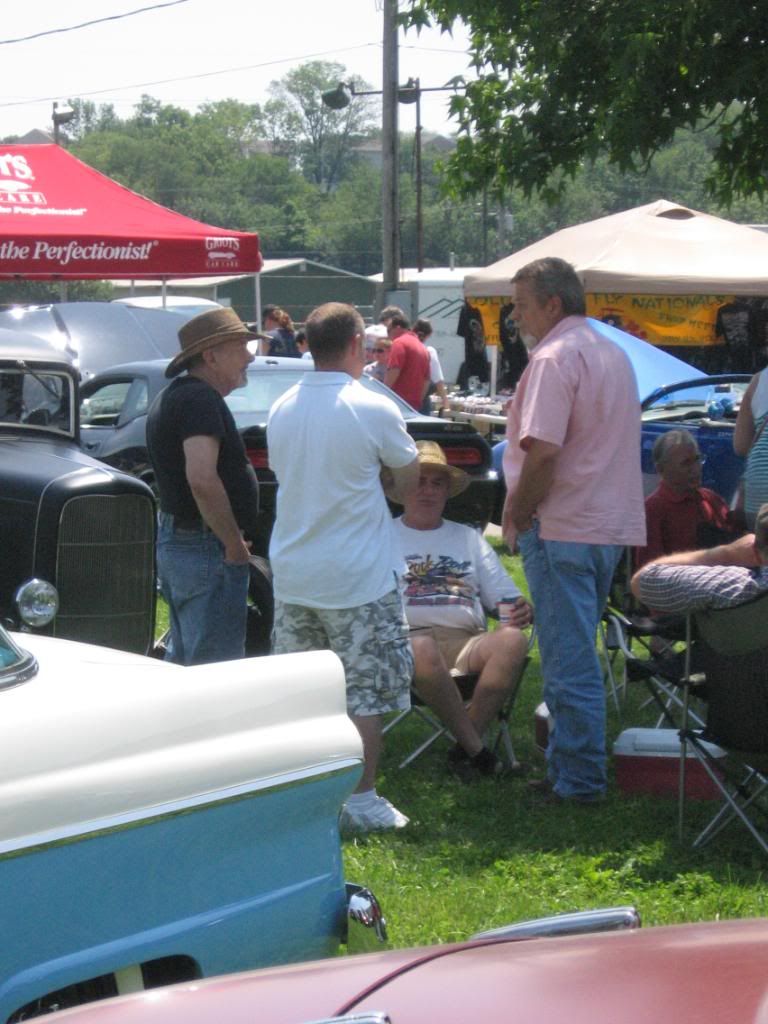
[519,522,622,799]
[157,513,249,666]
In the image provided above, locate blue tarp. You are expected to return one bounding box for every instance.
[586,317,706,399]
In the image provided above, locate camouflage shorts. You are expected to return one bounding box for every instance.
[272,588,413,717]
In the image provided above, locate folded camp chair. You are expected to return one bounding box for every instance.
[383,628,535,771]
[676,591,768,855]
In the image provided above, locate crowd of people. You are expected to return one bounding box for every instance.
[145,255,766,830]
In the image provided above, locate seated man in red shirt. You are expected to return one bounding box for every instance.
[635,429,742,569]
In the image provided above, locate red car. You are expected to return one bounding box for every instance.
[48,910,768,1024]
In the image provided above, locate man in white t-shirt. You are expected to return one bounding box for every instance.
[268,301,419,833]
[393,441,532,778]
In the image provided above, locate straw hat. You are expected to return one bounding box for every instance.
[166,307,260,378]
[385,440,470,503]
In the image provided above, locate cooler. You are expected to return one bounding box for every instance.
[613,727,726,800]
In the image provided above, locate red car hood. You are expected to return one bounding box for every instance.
[54,918,768,1024]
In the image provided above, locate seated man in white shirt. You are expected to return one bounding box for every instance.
[393,441,532,778]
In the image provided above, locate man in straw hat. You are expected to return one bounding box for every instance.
[393,441,532,779]
[147,307,260,665]
[268,301,420,833]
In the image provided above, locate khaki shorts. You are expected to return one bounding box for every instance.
[272,588,413,717]
[410,625,486,674]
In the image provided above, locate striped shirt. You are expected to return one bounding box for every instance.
[636,563,768,616]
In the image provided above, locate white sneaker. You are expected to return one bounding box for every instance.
[339,796,410,833]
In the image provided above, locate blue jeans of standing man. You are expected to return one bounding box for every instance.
[519,521,622,800]
[157,512,249,666]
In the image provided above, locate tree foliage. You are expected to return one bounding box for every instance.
[404,0,768,204]
[3,57,766,278]
[264,61,378,191]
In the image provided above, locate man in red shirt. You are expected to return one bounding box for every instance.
[635,429,742,568]
[383,314,430,410]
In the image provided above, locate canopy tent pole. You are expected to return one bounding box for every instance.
[161,279,167,308]
[487,345,498,398]
[254,273,261,328]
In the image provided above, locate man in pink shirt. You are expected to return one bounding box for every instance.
[503,257,646,803]
[384,314,431,410]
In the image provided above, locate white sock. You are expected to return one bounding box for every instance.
[345,789,378,809]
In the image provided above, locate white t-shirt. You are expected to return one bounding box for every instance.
[268,372,417,608]
[426,345,444,384]
[394,517,522,631]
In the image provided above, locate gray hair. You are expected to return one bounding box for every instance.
[652,429,699,469]
[512,257,586,316]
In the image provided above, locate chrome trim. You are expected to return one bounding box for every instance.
[0,627,39,691]
[471,906,641,941]
[0,758,362,859]
[345,883,388,951]
[303,1016,391,1024]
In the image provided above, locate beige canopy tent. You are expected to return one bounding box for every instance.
[464,200,768,352]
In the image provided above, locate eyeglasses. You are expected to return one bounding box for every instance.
[372,347,388,354]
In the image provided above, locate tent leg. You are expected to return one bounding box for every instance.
[254,273,261,328]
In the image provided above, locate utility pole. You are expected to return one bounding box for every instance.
[381,0,400,295]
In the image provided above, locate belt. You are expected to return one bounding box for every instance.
[160,511,210,533]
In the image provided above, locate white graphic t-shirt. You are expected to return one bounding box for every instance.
[394,518,522,631]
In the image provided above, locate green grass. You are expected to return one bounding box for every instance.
[343,542,768,949]
[155,548,768,950]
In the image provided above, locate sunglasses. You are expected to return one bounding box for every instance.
[372,347,388,354]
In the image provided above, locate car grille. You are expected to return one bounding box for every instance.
[54,494,155,653]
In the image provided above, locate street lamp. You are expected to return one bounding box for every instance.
[52,102,75,145]
[322,76,460,273]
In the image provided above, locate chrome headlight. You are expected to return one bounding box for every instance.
[14,578,59,628]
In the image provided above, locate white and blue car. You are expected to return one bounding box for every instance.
[0,625,384,1022]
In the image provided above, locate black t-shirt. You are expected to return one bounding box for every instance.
[147,375,259,539]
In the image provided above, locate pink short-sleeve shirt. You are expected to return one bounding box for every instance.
[504,316,646,546]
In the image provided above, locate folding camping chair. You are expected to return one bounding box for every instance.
[600,546,698,728]
[676,591,768,855]
[383,628,535,771]
[602,608,705,730]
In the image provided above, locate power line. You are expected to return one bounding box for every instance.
[0,33,468,111]
[0,0,196,46]
[0,43,377,110]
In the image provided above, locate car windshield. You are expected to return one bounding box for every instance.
[643,380,748,420]
[0,367,75,436]
[222,363,423,425]
[0,625,37,689]
[225,366,310,422]
[360,373,419,418]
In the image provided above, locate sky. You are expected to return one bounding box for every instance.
[0,0,475,139]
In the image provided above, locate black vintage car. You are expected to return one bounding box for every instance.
[0,330,156,654]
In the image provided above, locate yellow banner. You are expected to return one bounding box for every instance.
[466,292,733,348]
[586,293,732,347]
[469,295,503,347]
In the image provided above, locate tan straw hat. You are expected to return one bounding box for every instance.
[166,307,260,378]
[396,440,470,501]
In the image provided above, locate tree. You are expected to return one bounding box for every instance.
[404,1,768,204]
[264,61,378,191]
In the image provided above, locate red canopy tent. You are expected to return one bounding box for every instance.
[0,145,262,279]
